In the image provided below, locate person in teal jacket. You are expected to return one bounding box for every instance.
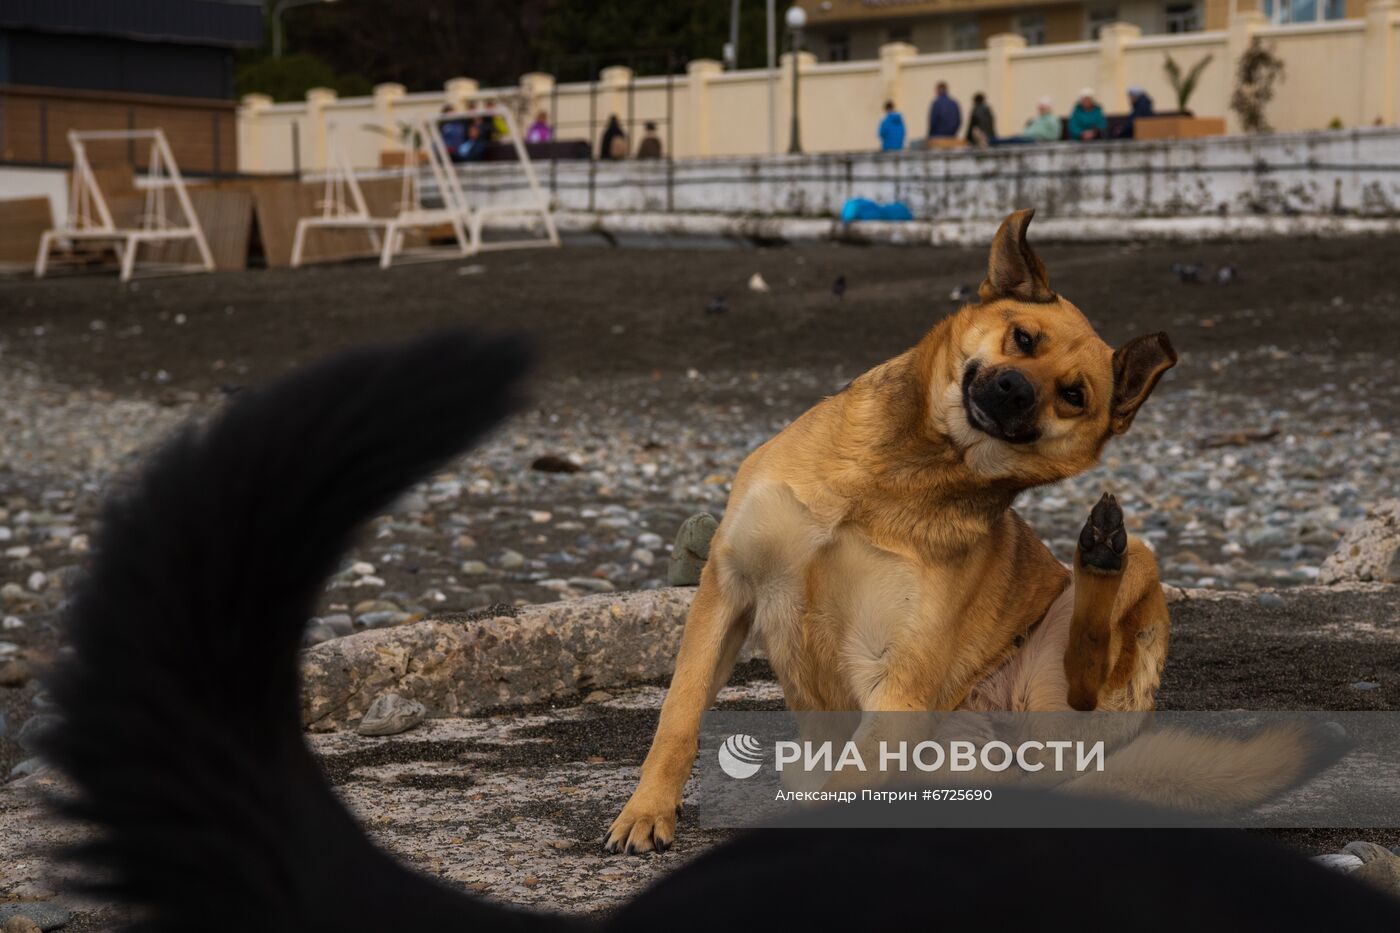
[1068,87,1107,140]
[878,100,906,151]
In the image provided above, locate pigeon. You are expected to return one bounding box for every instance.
[748,272,770,293]
[949,284,976,305]
[1171,262,1203,284]
[832,275,847,300]
[1216,264,1237,284]
[705,296,729,316]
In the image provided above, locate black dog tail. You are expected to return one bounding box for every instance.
[40,332,570,932]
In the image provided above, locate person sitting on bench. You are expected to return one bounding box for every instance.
[1068,88,1107,141]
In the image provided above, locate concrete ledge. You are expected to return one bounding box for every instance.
[298,581,1396,731]
[299,588,694,730]
[484,211,1400,246]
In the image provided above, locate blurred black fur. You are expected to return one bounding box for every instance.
[39,331,1400,931]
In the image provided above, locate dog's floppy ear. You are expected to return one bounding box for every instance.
[978,208,1055,304]
[1110,332,1177,434]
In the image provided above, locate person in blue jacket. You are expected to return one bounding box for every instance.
[878,100,906,151]
[927,82,962,139]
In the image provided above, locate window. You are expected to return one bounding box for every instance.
[1262,0,1345,22]
[1087,7,1118,39]
[1016,13,1047,46]
[886,25,913,44]
[951,18,980,51]
[1163,2,1200,33]
[827,32,850,62]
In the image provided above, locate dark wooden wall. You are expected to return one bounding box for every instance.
[0,84,237,175]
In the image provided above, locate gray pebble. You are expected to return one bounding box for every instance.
[668,513,718,586]
[302,622,338,646]
[322,614,354,637]
[16,713,60,752]
[567,577,615,593]
[8,757,49,781]
[356,610,411,630]
[356,692,426,736]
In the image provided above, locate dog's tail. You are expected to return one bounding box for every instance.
[39,332,571,932]
[1061,721,1347,815]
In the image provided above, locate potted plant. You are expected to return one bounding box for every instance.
[1134,52,1225,140]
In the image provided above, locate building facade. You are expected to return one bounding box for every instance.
[0,0,262,99]
[0,0,262,174]
[799,0,1366,58]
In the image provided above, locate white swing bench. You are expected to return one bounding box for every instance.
[35,128,215,282]
[290,119,471,270]
[290,106,557,270]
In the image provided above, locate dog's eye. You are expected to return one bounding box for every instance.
[1013,328,1034,354]
[1059,385,1085,408]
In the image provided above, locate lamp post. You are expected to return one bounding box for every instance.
[766,0,776,154]
[785,5,806,155]
[271,0,339,59]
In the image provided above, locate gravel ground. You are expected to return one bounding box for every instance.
[1,239,1398,924]
[2,239,1399,763]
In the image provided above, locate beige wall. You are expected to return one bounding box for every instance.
[1121,33,1230,112]
[238,3,1400,172]
[1008,42,1104,125]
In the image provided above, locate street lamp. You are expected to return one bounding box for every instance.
[785,5,806,154]
[271,0,339,59]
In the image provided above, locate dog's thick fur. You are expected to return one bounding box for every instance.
[608,210,1187,853]
[38,330,1400,931]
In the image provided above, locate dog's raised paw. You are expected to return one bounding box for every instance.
[1078,492,1128,573]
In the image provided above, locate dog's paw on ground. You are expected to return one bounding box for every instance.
[604,799,679,856]
[1078,492,1128,573]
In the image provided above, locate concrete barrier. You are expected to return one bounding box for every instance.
[455,127,1400,221]
[484,209,1400,245]
[299,588,694,730]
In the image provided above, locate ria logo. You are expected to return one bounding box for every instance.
[718,734,764,779]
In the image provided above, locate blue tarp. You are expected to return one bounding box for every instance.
[840,198,914,224]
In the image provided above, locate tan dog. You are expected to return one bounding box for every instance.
[606,209,1178,854]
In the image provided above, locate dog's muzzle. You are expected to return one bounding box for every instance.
[962,362,1041,445]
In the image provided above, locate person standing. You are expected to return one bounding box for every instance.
[878,100,906,151]
[599,115,627,160]
[1068,88,1107,140]
[927,81,961,140]
[966,92,996,147]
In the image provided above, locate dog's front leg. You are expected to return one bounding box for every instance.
[605,563,751,854]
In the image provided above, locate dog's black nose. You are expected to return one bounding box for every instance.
[992,369,1035,413]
